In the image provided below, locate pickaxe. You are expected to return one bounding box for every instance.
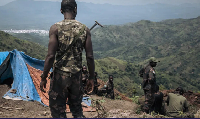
[90,21,103,31]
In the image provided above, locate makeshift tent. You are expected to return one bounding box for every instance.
[0,49,95,112]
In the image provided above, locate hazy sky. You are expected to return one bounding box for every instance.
[0,0,200,6]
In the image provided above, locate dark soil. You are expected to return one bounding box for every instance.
[0,84,139,118]
[1,84,199,118]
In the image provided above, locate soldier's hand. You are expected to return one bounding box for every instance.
[40,79,47,93]
[86,79,94,94]
[40,73,47,93]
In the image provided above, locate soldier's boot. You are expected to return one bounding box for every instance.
[143,101,152,114]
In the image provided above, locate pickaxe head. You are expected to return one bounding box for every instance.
[90,20,103,31]
[95,21,103,27]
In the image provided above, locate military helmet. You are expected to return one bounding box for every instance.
[149,57,160,63]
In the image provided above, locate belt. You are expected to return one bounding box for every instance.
[54,68,71,77]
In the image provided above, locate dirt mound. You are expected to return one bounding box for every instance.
[0,84,51,118]
[114,89,133,102]
[89,95,140,118]
[0,84,144,118]
[6,83,200,118]
[183,91,200,107]
[107,109,154,118]
[194,109,200,118]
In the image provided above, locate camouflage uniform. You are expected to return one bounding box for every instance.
[152,91,164,114]
[142,64,156,113]
[106,80,114,99]
[49,19,87,118]
[93,77,98,94]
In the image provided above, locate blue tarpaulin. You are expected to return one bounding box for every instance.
[0,51,9,65]
[3,50,42,103]
[82,97,92,106]
[0,49,92,108]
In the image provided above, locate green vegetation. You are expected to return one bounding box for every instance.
[0,31,47,60]
[83,57,144,96]
[91,16,200,93]
[10,33,49,47]
[1,16,200,97]
[130,96,140,104]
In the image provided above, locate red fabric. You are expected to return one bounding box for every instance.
[26,64,96,112]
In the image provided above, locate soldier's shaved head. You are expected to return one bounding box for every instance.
[61,0,77,13]
[109,75,113,82]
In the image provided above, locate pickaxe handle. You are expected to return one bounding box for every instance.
[90,21,103,31]
[90,23,97,31]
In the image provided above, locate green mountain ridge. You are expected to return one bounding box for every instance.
[92,16,200,61]
[0,31,47,60]
[90,16,200,93]
[10,33,49,47]
[84,57,144,96]
[0,30,144,96]
[1,16,200,97]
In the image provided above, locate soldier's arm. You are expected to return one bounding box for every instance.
[183,99,189,112]
[166,95,169,106]
[105,81,109,90]
[84,28,95,79]
[148,70,154,80]
[148,69,155,83]
[42,24,58,79]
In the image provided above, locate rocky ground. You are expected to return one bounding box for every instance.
[0,84,200,118]
[0,84,152,118]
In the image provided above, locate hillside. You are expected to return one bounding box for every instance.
[92,16,200,61]
[92,57,143,96]
[5,17,200,94]
[10,33,49,47]
[0,30,141,97]
[0,31,47,60]
[83,57,200,97]
[91,16,200,92]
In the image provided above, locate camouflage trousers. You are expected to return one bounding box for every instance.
[143,84,155,113]
[48,70,84,118]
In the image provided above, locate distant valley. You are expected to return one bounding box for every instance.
[0,0,200,30]
[1,16,200,96]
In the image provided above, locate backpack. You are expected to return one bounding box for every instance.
[139,68,145,78]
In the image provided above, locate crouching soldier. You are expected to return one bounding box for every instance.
[165,87,194,118]
[82,65,89,93]
[93,72,100,94]
[105,75,114,99]
[152,84,164,114]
